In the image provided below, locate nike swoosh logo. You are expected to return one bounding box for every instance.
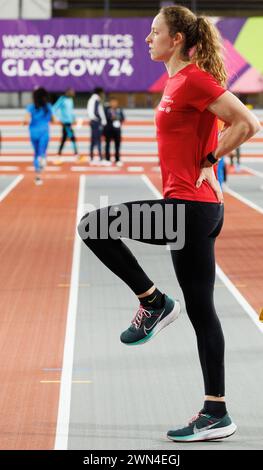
[144,309,165,335]
[193,422,218,433]
[148,295,157,303]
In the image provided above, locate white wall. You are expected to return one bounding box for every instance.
[22,0,51,19]
[0,0,51,18]
[0,0,19,18]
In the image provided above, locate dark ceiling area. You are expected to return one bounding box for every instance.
[52,0,263,13]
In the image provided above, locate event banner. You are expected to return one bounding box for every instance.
[0,17,263,92]
[0,18,165,92]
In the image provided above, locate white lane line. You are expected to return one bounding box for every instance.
[70,166,120,172]
[0,174,24,202]
[241,165,263,178]
[26,166,61,172]
[25,166,61,172]
[54,174,86,450]
[141,174,263,335]
[0,155,159,162]
[216,265,263,334]
[242,157,263,162]
[141,174,162,198]
[123,156,158,162]
[45,166,61,171]
[127,166,144,172]
[44,175,67,179]
[224,186,263,215]
[0,156,31,162]
[0,166,19,171]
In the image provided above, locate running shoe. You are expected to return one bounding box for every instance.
[120,294,180,346]
[34,176,43,186]
[38,157,46,169]
[90,157,102,165]
[167,412,237,442]
[76,154,86,163]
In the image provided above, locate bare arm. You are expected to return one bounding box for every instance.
[196,91,260,202]
[207,91,261,160]
[22,112,31,126]
[51,114,59,124]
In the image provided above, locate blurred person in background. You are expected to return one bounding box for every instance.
[52,88,80,164]
[87,87,107,165]
[228,103,256,172]
[229,146,241,171]
[23,87,54,185]
[217,120,227,188]
[104,97,125,166]
[217,157,227,189]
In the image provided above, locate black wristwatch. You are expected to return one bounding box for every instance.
[206,152,218,165]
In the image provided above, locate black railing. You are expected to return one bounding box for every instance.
[53,0,263,11]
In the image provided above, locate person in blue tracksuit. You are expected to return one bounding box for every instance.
[24,87,54,185]
[217,157,227,190]
[52,88,79,162]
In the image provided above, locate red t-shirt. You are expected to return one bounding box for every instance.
[155,63,226,202]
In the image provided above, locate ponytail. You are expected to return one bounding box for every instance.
[192,16,227,86]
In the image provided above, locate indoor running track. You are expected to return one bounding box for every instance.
[0,163,262,450]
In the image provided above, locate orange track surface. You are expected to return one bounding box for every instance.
[0,175,79,449]
[216,193,263,313]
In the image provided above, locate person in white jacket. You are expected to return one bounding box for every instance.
[87,87,107,164]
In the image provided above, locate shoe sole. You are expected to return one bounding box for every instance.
[123,300,181,346]
[167,422,237,442]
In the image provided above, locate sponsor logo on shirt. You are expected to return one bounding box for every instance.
[158,95,174,113]
[163,96,174,103]
[158,104,172,113]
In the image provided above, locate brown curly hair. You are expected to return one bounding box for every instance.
[160,5,227,86]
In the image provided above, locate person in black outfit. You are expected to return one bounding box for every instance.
[229,147,241,170]
[87,87,107,164]
[104,98,125,166]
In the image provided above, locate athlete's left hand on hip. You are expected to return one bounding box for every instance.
[196,167,224,203]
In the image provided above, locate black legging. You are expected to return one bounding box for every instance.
[104,128,121,162]
[58,123,78,155]
[90,121,103,160]
[78,198,225,397]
